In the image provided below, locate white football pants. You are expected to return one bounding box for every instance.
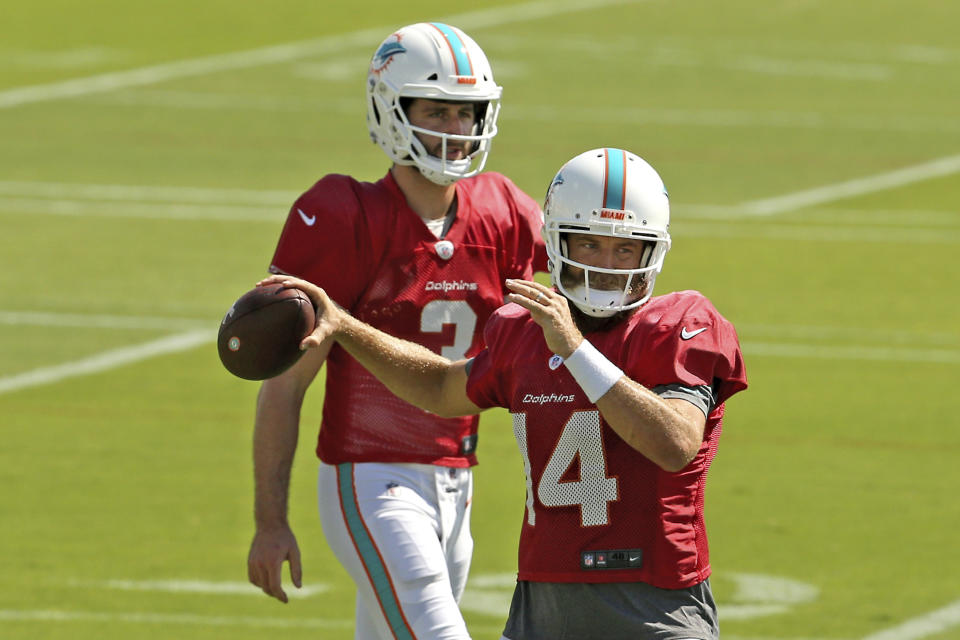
[318,461,474,640]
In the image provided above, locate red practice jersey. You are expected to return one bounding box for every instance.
[466,291,747,588]
[270,171,545,467]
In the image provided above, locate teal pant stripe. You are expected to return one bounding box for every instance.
[337,463,415,640]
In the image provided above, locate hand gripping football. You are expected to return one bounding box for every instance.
[217,283,317,380]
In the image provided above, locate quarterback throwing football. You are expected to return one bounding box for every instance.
[262,148,748,640]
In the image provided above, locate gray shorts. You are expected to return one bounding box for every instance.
[501,579,718,640]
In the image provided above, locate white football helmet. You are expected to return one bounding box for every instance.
[543,148,671,317]
[366,23,502,186]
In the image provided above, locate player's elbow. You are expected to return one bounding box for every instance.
[653,402,707,472]
[655,432,701,472]
[424,362,477,418]
[427,395,480,419]
[430,404,468,419]
[657,445,697,472]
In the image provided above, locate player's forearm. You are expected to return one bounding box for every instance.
[596,381,703,472]
[252,384,300,529]
[335,314,464,416]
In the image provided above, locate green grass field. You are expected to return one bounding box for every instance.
[2,1,959,638]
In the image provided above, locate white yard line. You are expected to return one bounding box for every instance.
[860,599,960,640]
[93,579,329,598]
[3,332,954,399]
[0,608,349,630]
[0,197,282,221]
[739,153,960,216]
[0,310,206,331]
[0,0,641,109]
[745,342,960,365]
[6,143,960,224]
[675,222,959,245]
[0,608,504,636]
[0,180,292,204]
[0,330,211,395]
[57,88,960,136]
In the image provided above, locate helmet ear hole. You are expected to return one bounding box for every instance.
[639,241,654,268]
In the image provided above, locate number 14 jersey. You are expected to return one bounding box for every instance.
[466,291,748,589]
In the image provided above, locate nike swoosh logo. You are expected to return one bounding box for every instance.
[680,327,707,340]
[297,208,316,226]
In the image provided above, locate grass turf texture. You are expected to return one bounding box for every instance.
[2,1,958,638]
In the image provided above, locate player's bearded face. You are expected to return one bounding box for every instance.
[556,233,653,331]
[559,233,651,298]
[559,267,650,333]
[559,266,650,299]
[406,99,477,161]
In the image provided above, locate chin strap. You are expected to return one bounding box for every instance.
[565,284,626,318]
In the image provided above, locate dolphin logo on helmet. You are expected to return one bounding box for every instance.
[371,38,407,74]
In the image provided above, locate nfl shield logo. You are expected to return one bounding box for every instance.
[435,240,455,260]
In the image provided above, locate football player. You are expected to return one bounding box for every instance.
[246,23,546,640]
[260,148,748,640]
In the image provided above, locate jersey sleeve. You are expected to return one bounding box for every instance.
[635,293,747,406]
[268,175,376,310]
[465,305,524,409]
[500,176,548,278]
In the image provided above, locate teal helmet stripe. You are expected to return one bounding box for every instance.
[336,463,415,639]
[429,22,473,76]
[603,148,627,210]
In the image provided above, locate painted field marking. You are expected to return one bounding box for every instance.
[0,180,292,204]
[0,608,505,636]
[744,342,960,365]
[505,103,960,135]
[739,153,960,216]
[860,598,960,640]
[0,0,641,109]
[727,55,891,80]
[45,85,960,136]
[0,330,211,395]
[678,206,960,225]
[87,578,329,598]
[0,197,282,221]
[65,573,820,624]
[674,221,959,245]
[0,310,206,331]
[0,608,350,630]
[3,309,958,397]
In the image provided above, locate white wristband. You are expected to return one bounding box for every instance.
[562,340,624,403]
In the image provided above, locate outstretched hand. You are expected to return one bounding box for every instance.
[257,275,344,350]
[505,279,583,358]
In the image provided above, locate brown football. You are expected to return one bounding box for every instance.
[217,283,316,380]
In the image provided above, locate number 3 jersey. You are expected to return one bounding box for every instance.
[269,171,546,468]
[465,291,748,589]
